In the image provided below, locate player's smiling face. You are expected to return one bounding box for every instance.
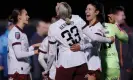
[85,4,99,21]
[19,9,30,25]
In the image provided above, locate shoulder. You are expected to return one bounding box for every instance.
[72,15,80,19]
[8,27,21,39]
[94,22,104,30]
[104,23,116,27]
[49,19,62,29]
[48,19,63,35]
[72,15,84,21]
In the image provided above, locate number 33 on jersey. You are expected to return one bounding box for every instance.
[48,15,86,48]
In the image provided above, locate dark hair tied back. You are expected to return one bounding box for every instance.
[9,8,25,24]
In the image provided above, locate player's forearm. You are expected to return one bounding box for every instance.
[38,53,48,70]
[117,31,128,42]
[46,55,56,72]
[13,45,34,59]
[114,25,128,43]
[80,43,93,50]
[83,27,112,43]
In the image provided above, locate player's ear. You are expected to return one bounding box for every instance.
[18,15,21,20]
[96,10,99,15]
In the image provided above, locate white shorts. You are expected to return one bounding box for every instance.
[87,56,101,71]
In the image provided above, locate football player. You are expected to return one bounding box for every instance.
[8,8,40,80]
[70,1,115,80]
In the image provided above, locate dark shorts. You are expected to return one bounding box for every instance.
[55,63,88,80]
[88,70,101,80]
[120,68,133,80]
[8,72,31,80]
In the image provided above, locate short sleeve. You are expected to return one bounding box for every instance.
[39,37,48,54]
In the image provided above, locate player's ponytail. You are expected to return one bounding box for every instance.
[58,2,72,25]
[65,18,71,25]
[8,15,14,22]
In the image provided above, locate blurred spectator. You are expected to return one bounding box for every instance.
[30,20,50,80]
[0,19,14,80]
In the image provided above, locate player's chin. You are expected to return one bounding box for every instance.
[24,21,29,25]
[86,17,91,21]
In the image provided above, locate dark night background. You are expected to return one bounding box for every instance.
[0,0,133,38]
[0,0,132,24]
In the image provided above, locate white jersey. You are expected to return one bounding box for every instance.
[8,26,34,74]
[84,22,104,71]
[48,15,87,68]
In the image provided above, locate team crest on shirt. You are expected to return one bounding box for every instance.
[15,32,20,39]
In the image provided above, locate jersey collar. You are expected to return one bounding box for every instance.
[15,25,24,33]
[89,20,99,27]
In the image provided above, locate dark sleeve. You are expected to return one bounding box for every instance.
[30,34,38,50]
[30,35,36,45]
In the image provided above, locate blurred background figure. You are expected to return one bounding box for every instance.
[30,20,50,80]
[0,17,14,80]
[108,6,133,80]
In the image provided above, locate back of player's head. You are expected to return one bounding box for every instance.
[58,2,72,24]
[10,8,25,24]
[108,6,125,15]
[88,0,105,23]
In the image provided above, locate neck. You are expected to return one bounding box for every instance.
[89,17,97,27]
[115,22,120,26]
[16,22,24,30]
[37,31,44,37]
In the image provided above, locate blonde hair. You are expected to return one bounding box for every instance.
[58,2,72,25]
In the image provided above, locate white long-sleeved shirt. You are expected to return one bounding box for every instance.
[8,26,35,74]
[38,37,49,71]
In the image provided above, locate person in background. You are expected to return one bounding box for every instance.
[0,17,14,80]
[30,20,50,80]
[108,6,133,80]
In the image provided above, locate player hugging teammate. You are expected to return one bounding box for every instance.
[6,1,129,80]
